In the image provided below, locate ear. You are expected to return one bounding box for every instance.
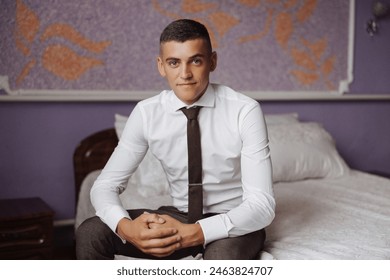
[157,56,166,77]
[210,51,217,72]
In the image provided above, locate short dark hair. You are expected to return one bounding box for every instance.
[159,19,212,52]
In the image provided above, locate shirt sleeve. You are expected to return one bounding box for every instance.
[198,102,275,245]
[90,104,148,233]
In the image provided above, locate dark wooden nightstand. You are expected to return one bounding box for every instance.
[0,197,54,259]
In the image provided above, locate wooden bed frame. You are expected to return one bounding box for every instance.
[73,128,118,203]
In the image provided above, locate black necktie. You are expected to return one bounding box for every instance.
[181,106,203,223]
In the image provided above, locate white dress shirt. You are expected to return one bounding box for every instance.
[91,83,275,245]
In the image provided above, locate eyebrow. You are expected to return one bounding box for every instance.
[165,53,205,62]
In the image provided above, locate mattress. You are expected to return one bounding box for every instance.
[76,170,390,260]
[263,170,390,259]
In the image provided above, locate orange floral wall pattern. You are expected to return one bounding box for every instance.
[13,0,111,85]
[0,0,351,93]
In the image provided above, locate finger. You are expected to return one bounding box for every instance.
[147,222,159,229]
[143,237,182,257]
[147,248,177,258]
[141,232,181,249]
[142,213,166,224]
[140,227,178,241]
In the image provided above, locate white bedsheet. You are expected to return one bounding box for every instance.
[75,170,390,260]
[264,171,390,259]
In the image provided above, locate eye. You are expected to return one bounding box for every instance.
[167,59,179,68]
[192,58,202,65]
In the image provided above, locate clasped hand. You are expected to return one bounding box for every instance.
[117,213,204,258]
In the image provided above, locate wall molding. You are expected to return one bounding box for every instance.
[2,74,389,101]
[1,90,390,102]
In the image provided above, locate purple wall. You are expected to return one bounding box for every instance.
[0,102,135,219]
[1,1,390,220]
[350,0,390,93]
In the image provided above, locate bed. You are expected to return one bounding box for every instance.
[73,113,390,260]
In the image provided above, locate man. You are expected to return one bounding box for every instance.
[76,19,275,260]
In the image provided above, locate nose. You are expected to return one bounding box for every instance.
[180,64,192,80]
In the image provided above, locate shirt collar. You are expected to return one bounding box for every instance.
[169,83,216,112]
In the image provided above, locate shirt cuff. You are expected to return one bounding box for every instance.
[96,205,130,241]
[197,214,230,246]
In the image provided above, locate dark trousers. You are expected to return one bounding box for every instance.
[76,206,266,260]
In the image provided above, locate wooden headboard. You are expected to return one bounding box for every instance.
[73,128,118,203]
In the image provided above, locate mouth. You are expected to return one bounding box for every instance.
[177,82,196,86]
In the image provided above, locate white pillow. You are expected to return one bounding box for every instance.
[114,113,128,139]
[264,113,299,125]
[126,149,170,197]
[268,122,349,182]
[114,114,170,197]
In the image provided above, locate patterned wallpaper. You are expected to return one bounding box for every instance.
[0,0,351,94]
